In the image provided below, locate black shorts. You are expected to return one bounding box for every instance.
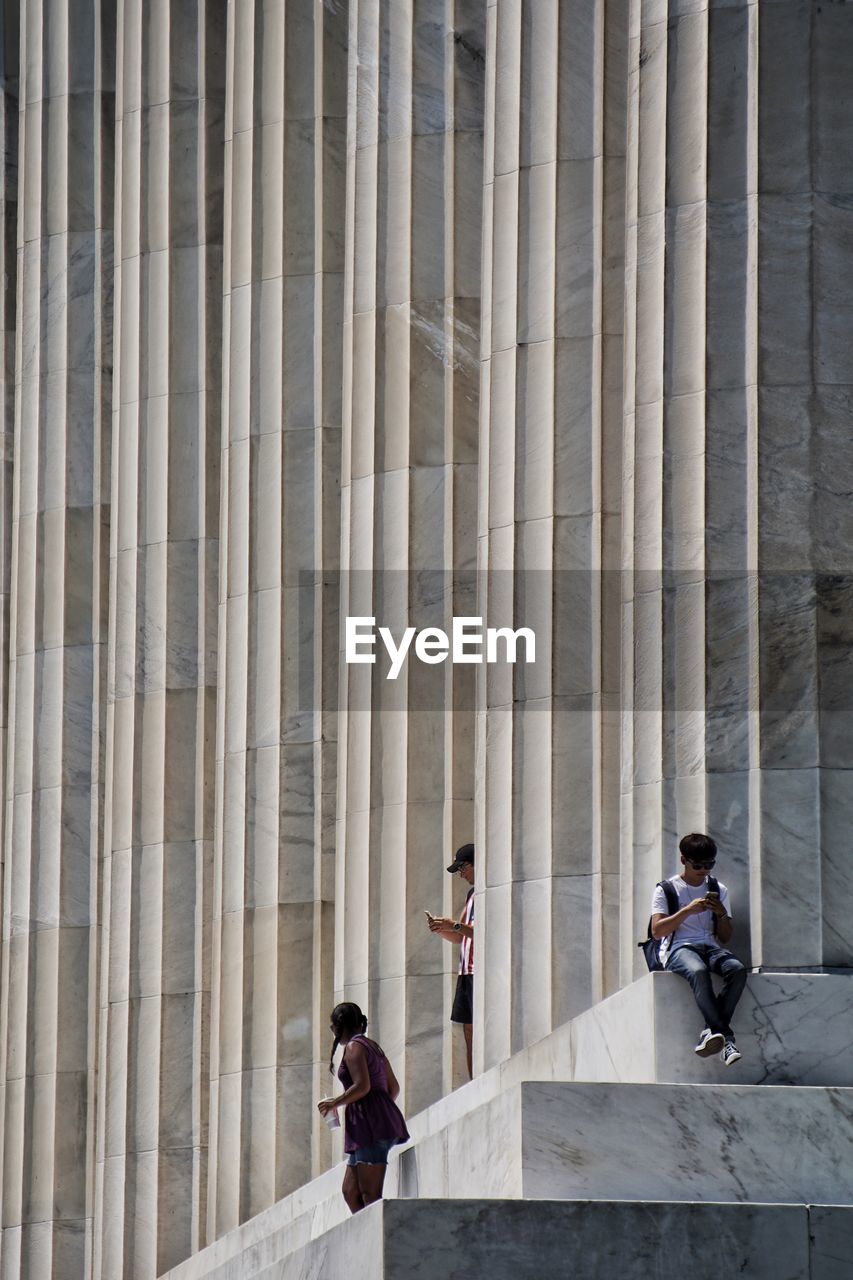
[451,973,473,1025]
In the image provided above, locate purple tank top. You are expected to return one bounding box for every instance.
[337,1035,410,1153]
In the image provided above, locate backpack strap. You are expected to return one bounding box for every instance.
[660,878,679,918]
[643,879,679,941]
[638,879,681,970]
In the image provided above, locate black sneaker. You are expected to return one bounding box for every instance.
[694,1029,725,1058]
[721,1041,742,1067]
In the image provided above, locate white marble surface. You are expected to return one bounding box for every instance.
[164,1198,823,1280]
[6,1,853,1274]
[160,1165,348,1280]
[652,970,853,1085]
[571,976,656,1082]
[391,969,853,1199]
[158,966,853,1278]
[521,1082,853,1206]
[258,1202,381,1280]
[810,1205,853,1280]
[383,1200,810,1280]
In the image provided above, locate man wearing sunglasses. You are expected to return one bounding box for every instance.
[650,832,747,1066]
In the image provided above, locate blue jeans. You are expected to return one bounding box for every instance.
[667,944,747,1040]
[346,1139,397,1166]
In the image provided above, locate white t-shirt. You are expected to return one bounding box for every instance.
[651,874,731,966]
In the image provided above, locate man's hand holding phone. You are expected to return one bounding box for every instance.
[426,910,455,933]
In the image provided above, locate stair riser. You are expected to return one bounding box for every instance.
[263,1200,852,1280]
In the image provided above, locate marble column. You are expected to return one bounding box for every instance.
[0,0,114,1275]
[337,0,483,1107]
[753,0,853,968]
[0,5,17,910]
[95,4,225,1277]
[621,0,853,978]
[208,0,347,1237]
[475,0,628,1071]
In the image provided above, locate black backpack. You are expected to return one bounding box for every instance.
[638,876,720,971]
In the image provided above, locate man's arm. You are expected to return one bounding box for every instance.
[651,897,709,940]
[427,909,473,942]
[707,896,733,945]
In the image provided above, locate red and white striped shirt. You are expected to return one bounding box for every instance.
[459,889,474,975]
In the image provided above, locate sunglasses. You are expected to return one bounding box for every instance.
[688,860,716,870]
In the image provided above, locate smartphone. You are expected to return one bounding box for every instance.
[424,909,435,921]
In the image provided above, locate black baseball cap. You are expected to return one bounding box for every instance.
[447,843,475,873]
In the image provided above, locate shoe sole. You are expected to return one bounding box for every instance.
[694,1033,725,1058]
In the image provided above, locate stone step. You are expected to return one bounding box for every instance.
[165,1080,853,1280]
[161,971,853,1280]
[570,968,853,1087]
[254,1199,852,1280]
[394,1081,853,1207]
[160,1166,348,1280]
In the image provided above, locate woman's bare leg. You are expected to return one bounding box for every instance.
[355,1162,387,1207]
[463,1022,473,1079]
[342,1166,365,1214]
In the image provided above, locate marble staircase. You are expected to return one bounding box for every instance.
[162,971,853,1280]
[253,1201,852,1280]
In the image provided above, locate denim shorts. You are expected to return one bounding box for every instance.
[346,1138,396,1167]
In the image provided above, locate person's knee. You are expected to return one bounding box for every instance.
[343,1187,363,1213]
[684,964,712,993]
[727,961,747,990]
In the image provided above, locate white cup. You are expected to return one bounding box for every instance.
[320,1100,340,1130]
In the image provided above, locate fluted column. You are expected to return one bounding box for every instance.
[0,1,114,1275]
[208,0,347,1236]
[621,0,761,976]
[700,0,757,953]
[754,0,853,967]
[621,0,758,978]
[621,0,853,977]
[476,0,628,1070]
[95,4,224,1276]
[0,5,16,907]
[337,0,483,1106]
[0,16,17,1278]
[621,0,703,982]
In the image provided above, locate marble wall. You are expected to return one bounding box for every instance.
[0,0,850,1277]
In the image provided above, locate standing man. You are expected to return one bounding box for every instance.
[651,832,748,1065]
[427,843,475,1079]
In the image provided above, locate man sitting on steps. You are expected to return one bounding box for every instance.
[651,832,747,1067]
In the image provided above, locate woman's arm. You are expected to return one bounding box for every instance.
[384,1058,401,1102]
[318,1042,371,1115]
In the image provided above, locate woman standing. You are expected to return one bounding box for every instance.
[317,1002,410,1213]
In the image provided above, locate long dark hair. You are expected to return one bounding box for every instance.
[329,1002,368,1073]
